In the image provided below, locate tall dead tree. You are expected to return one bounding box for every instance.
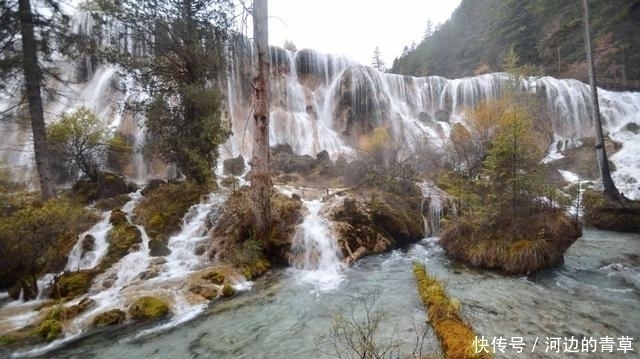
[582,0,622,200]
[251,0,272,236]
[18,0,56,200]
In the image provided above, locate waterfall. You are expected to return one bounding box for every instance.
[290,199,345,291]
[418,182,451,238]
[2,10,639,196]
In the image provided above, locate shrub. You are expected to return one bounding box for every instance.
[0,197,99,300]
[47,107,133,182]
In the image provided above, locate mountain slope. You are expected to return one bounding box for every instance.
[391,0,640,89]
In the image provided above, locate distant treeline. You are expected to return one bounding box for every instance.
[391,0,640,89]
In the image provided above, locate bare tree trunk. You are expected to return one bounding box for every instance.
[582,0,622,201]
[251,0,272,236]
[18,0,56,200]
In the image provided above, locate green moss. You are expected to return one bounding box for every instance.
[0,335,13,346]
[94,194,131,211]
[109,208,127,226]
[201,268,226,285]
[221,284,235,298]
[134,181,209,242]
[129,296,170,321]
[35,319,62,342]
[240,258,270,280]
[52,270,98,299]
[101,221,142,269]
[91,309,126,327]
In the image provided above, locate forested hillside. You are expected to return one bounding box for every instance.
[390,0,640,89]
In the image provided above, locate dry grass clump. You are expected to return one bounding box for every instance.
[413,263,492,359]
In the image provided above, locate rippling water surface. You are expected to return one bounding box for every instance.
[19,229,640,359]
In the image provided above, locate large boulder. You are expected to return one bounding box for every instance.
[326,185,425,263]
[72,172,137,203]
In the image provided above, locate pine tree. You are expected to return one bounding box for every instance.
[17,0,57,199]
[371,46,385,71]
[97,0,233,184]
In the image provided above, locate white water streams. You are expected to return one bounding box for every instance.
[418,182,450,237]
[290,199,345,292]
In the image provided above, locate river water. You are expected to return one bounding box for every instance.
[16,229,640,359]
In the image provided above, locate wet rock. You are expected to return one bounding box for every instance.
[272,145,315,174]
[223,156,245,176]
[418,112,431,124]
[327,185,424,262]
[148,237,170,257]
[81,234,96,254]
[141,179,166,196]
[221,284,235,298]
[434,109,450,123]
[72,172,137,203]
[52,270,99,300]
[624,122,639,134]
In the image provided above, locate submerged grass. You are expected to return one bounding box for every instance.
[413,262,492,359]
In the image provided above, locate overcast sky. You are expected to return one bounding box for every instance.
[237,0,462,68]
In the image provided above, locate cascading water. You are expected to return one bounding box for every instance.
[2,16,640,196]
[66,192,142,271]
[418,182,451,237]
[3,188,236,358]
[290,199,345,292]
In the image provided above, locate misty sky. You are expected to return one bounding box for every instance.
[236,0,462,67]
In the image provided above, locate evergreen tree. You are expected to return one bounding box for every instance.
[371,46,385,71]
[97,0,233,184]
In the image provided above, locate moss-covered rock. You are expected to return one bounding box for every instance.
[328,185,425,262]
[35,319,62,342]
[52,270,99,300]
[109,208,128,226]
[148,237,171,257]
[583,190,640,233]
[128,296,170,321]
[134,181,209,253]
[93,194,132,211]
[101,219,142,269]
[201,268,226,285]
[221,284,235,298]
[212,187,302,273]
[44,298,95,320]
[91,309,126,327]
[72,172,137,204]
